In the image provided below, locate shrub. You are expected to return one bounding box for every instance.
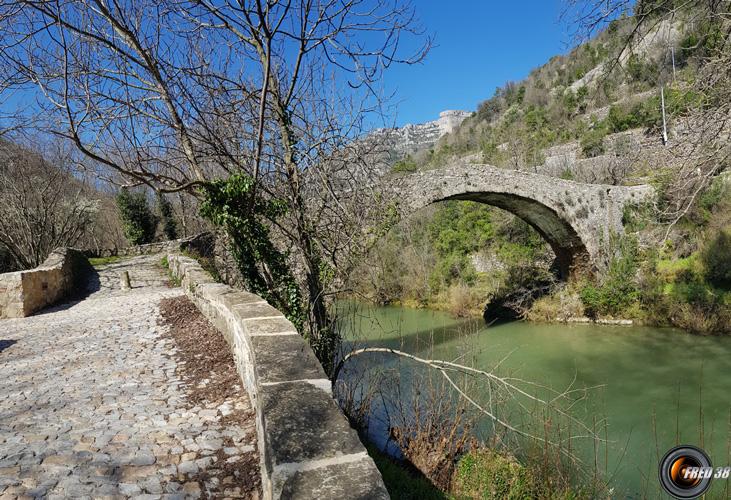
[702,229,731,289]
[606,98,661,133]
[580,237,640,317]
[452,449,538,500]
[393,156,418,173]
[580,127,607,158]
[622,202,655,232]
[447,283,481,318]
[116,188,158,245]
[625,53,659,86]
[560,168,575,181]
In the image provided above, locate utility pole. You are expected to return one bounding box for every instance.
[661,86,668,145]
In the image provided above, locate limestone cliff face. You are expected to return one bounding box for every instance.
[373,110,471,156]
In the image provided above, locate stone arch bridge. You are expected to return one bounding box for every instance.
[391,163,654,278]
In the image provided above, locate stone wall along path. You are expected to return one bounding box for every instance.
[0,255,260,499]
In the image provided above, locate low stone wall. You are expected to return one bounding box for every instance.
[167,254,388,500]
[84,233,215,259]
[0,248,93,319]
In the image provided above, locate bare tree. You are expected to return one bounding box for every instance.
[0,0,430,368]
[0,141,99,269]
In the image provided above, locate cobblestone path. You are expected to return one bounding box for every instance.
[0,256,258,499]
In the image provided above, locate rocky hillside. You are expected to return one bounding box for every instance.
[389,14,712,186]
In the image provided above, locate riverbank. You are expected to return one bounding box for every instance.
[338,301,731,497]
[364,441,592,499]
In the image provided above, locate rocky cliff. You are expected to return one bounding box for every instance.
[374,110,471,157]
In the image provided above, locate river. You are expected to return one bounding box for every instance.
[339,302,731,498]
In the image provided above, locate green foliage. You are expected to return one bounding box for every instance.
[559,168,575,181]
[580,126,607,158]
[199,173,305,332]
[665,88,703,116]
[116,188,158,245]
[392,156,418,173]
[481,140,501,164]
[702,229,731,289]
[452,449,538,500]
[157,193,178,240]
[580,237,640,317]
[622,202,655,232]
[424,203,549,295]
[625,54,659,86]
[426,202,496,290]
[606,99,661,132]
[88,255,124,267]
[692,175,728,224]
[680,18,726,62]
[639,250,731,334]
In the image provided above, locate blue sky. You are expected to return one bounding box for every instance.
[384,1,574,126]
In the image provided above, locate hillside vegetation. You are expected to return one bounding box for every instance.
[352,7,731,333]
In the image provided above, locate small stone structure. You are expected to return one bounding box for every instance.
[393,163,654,277]
[167,253,388,500]
[0,248,92,319]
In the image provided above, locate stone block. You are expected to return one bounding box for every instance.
[251,335,326,384]
[243,317,298,336]
[275,456,389,500]
[231,302,282,321]
[260,381,363,465]
[221,291,266,310]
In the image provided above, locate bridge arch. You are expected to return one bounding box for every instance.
[391,163,653,279]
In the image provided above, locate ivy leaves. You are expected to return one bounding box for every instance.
[199,173,304,332]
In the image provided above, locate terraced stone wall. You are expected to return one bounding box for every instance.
[166,253,388,500]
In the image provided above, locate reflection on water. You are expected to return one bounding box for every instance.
[339,302,731,498]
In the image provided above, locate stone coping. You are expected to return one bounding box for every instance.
[167,254,388,500]
[0,247,92,319]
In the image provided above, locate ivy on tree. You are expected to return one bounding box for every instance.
[199,173,304,333]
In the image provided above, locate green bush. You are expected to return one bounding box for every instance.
[580,237,640,317]
[625,53,659,86]
[622,202,655,232]
[702,229,731,289]
[116,188,158,245]
[580,126,607,158]
[606,98,661,133]
[393,156,418,173]
[452,449,537,500]
[665,88,704,116]
[691,176,728,224]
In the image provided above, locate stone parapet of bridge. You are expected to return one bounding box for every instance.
[0,248,93,319]
[167,253,388,500]
[393,163,654,277]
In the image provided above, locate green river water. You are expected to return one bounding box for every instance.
[340,303,731,498]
